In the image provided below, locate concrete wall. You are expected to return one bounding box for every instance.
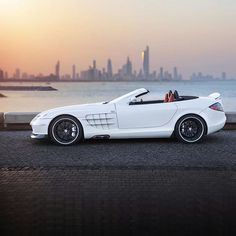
[4,112,39,124]
[3,112,39,130]
[224,112,236,130]
[0,112,236,130]
[0,112,4,129]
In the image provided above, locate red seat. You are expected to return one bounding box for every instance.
[168,94,174,102]
[164,93,169,103]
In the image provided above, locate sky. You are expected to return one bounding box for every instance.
[0,0,236,78]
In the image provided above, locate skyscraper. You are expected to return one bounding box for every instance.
[0,69,4,80]
[93,60,96,69]
[159,67,164,80]
[142,46,150,78]
[126,57,132,77]
[173,67,178,80]
[15,68,21,79]
[107,59,113,79]
[55,61,60,79]
[222,72,227,80]
[72,64,76,80]
[4,71,8,79]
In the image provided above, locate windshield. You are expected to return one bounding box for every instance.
[133,93,161,102]
[107,89,149,104]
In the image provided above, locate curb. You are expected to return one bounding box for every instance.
[2,112,39,131]
[0,112,4,129]
[0,112,236,131]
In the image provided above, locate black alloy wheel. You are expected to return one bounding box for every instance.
[175,115,206,143]
[49,115,83,145]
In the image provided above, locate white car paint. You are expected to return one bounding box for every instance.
[30,88,226,142]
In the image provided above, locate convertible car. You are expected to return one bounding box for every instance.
[30,88,226,145]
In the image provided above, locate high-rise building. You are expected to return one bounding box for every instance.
[55,61,60,79]
[80,60,100,80]
[222,72,227,80]
[0,69,4,80]
[142,46,150,78]
[107,59,113,79]
[173,67,178,80]
[4,71,8,79]
[118,57,133,80]
[159,67,164,80]
[22,72,28,79]
[72,64,76,80]
[93,60,96,69]
[126,57,132,77]
[15,68,21,79]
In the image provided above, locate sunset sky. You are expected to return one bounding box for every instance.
[0,0,236,78]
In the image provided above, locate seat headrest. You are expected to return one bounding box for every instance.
[174,90,179,100]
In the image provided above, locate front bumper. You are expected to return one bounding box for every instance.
[31,133,48,139]
[30,117,51,138]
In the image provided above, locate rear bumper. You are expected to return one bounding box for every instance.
[207,117,226,134]
[200,108,226,135]
[31,133,48,140]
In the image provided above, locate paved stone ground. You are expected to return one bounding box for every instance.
[0,131,236,235]
[0,131,236,169]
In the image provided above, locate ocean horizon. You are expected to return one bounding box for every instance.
[0,80,236,112]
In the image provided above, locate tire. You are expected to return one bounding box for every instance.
[175,115,206,143]
[49,115,83,145]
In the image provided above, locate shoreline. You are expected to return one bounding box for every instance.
[0,93,6,97]
[0,79,235,83]
[0,85,57,91]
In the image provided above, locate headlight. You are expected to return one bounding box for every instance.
[33,112,49,121]
[41,113,49,118]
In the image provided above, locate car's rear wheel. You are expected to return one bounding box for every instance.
[49,115,83,145]
[175,115,206,143]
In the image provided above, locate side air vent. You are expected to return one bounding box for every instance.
[85,113,117,130]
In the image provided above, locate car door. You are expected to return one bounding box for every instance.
[115,102,178,129]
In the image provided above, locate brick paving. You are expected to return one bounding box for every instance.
[0,131,236,235]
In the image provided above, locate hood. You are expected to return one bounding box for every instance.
[39,102,103,118]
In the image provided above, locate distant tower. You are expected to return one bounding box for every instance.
[222,72,226,80]
[15,68,21,79]
[55,61,60,79]
[173,67,178,80]
[0,69,4,80]
[142,46,150,78]
[72,64,76,80]
[126,57,132,76]
[4,71,8,79]
[107,59,113,79]
[93,60,96,69]
[159,67,164,80]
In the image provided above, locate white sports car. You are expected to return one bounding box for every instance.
[30,88,226,145]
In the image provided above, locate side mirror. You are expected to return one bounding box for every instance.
[129,96,137,105]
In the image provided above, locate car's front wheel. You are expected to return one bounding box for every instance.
[175,115,206,143]
[49,115,83,145]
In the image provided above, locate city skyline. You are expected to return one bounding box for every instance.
[0,45,233,81]
[1,45,235,81]
[0,0,236,78]
[1,57,234,80]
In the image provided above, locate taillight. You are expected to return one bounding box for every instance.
[209,102,224,112]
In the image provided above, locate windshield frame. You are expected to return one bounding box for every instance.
[107,88,149,104]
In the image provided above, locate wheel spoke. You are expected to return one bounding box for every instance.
[53,118,79,144]
[179,118,204,142]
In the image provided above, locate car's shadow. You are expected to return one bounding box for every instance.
[30,134,220,146]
